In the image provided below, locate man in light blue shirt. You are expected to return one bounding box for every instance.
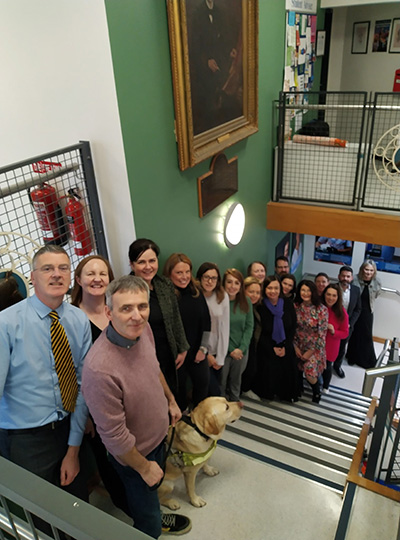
[0,244,91,502]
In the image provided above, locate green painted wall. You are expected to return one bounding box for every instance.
[105,1,324,275]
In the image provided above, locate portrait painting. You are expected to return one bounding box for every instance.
[167,0,258,170]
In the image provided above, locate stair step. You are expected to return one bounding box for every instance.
[298,395,368,422]
[227,418,353,470]
[329,384,373,404]
[239,409,357,457]
[242,397,364,436]
[302,388,371,414]
[221,428,348,491]
[240,402,360,446]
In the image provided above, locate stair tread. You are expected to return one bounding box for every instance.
[238,410,358,455]
[221,429,348,491]
[227,420,354,467]
[241,398,365,434]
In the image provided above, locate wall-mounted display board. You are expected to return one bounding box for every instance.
[284,8,317,93]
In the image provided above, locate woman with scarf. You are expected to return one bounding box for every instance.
[255,276,298,402]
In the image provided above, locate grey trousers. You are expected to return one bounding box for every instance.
[221,352,248,401]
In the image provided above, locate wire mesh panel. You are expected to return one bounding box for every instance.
[0,142,107,294]
[276,92,367,206]
[362,93,400,212]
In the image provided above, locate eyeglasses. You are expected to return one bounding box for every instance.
[34,265,71,274]
[202,275,218,282]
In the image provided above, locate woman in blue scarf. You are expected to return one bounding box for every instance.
[255,276,298,402]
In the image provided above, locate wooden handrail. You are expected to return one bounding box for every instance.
[346,397,400,502]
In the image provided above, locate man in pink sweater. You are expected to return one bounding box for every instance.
[82,275,191,538]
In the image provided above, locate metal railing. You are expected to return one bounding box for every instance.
[362,339,400,482]
[0,456,150,540]
[274,91,400,214]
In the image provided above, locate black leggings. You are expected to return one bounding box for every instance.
[322,361,333,390]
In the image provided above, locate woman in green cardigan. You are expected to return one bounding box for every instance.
[221,268,254,402]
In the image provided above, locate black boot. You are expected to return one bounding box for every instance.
[311,381,321,404]
[297,371,304,398]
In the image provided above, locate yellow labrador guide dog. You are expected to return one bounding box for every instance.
[158,396,243,509]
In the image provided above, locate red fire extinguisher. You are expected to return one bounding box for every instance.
[65,189,93,256]
[29,183,69,246]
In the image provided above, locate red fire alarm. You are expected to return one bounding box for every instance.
[393,68,400,92]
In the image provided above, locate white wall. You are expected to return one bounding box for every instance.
[303,235,400,340]
[328,4,400,92]
[0,1,134,277]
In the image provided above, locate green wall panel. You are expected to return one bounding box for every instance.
[105,0,323,276]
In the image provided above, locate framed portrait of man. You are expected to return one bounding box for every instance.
[167,0,258,170]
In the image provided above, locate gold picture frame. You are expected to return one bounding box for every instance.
[167,0,258,171]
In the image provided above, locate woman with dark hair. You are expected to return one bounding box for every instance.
[128,238,189,395]
[294,279,328,403]
[247,261,267,284]
[241,276,262,397]
[255,276,298,402]
[321,284,349,392]
[347,260,382,368]
[279,273,297,301]
[72,255,130,516]
[221,269,253,401]
[164,253,211,411]
[196,262,230,396]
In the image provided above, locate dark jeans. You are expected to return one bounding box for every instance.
[208,365,222,397]
[177,357,210,411]
[85,420,130,516]
[110,439,165,539]
[0,416,87,538]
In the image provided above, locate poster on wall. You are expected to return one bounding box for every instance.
[290,233,303,273]
[365,244,400,274]
[389,19,400,53]
[314,236,353,265]
[275,233,291,262]
[372,19,391,53]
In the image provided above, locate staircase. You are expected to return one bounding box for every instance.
[220,385,371,493]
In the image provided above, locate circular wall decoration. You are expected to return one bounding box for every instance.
[373,124,400,192]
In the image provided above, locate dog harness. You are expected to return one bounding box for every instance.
[168,440,217,468]
[168,415,217,467]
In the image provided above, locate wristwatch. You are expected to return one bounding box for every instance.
[199,346,208,355]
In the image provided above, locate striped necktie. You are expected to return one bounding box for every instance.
[49,310,78,413]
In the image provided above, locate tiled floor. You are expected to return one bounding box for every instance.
[90,342,394,539]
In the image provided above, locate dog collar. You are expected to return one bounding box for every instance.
[180,414,210,440]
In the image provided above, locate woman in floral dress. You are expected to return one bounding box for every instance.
[294,280,328,403]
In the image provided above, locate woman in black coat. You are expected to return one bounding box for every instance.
[255,276,298,402]
[164,253,211,411]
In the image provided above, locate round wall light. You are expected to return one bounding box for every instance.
[224,202,245,248]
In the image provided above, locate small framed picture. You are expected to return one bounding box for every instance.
[352,21,370,54]
[389,18,400,53]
